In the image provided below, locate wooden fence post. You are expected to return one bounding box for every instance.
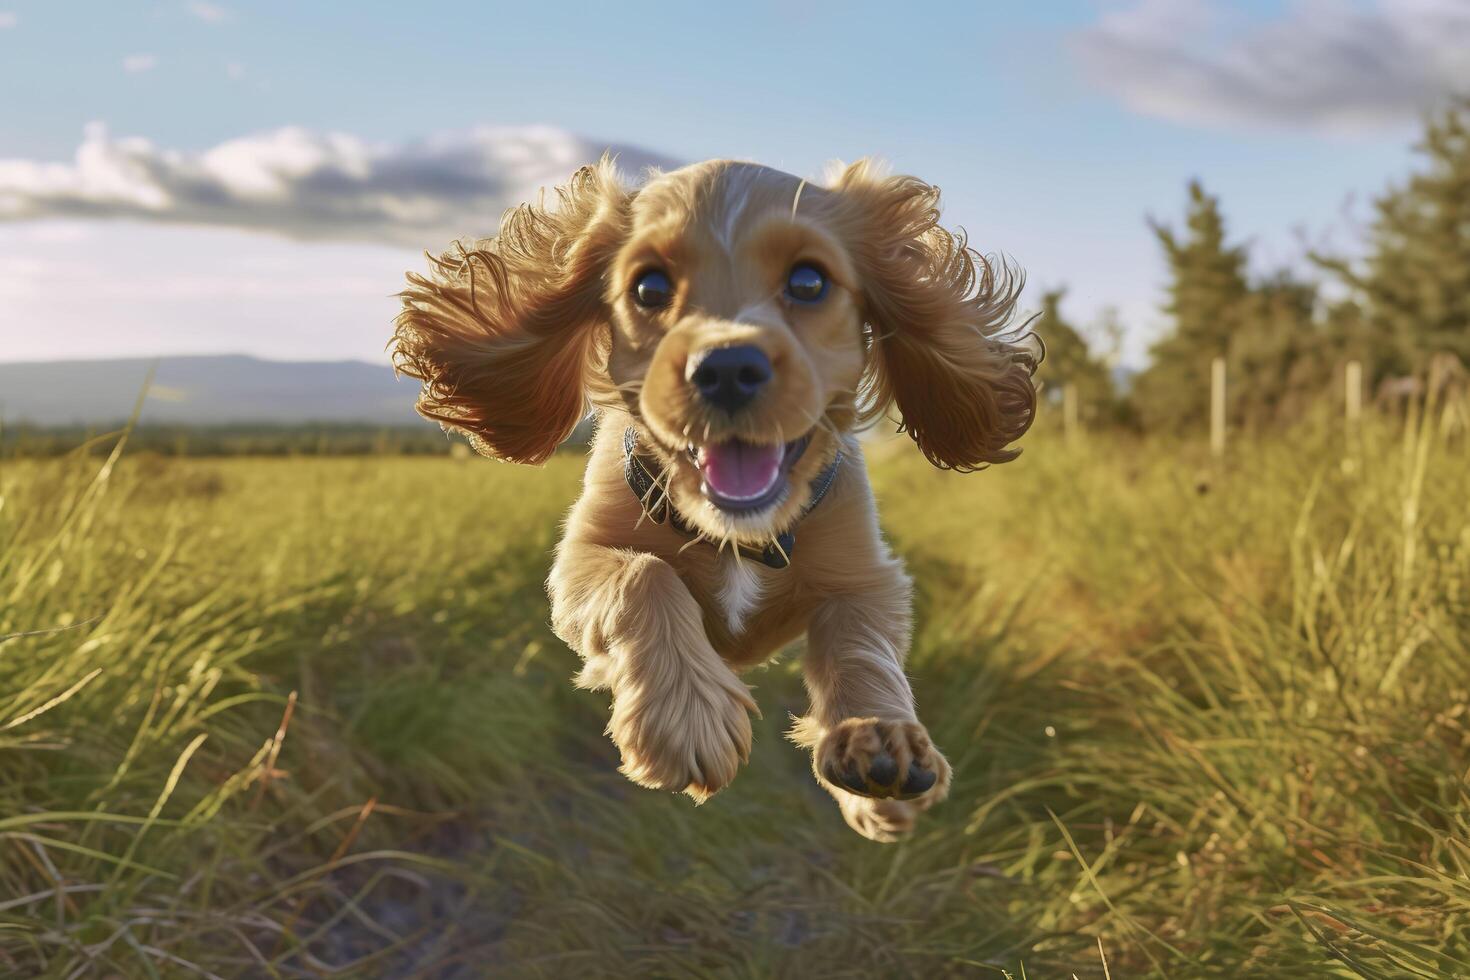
[1063,383,1078,445]
[1210,357,1226,458]
[1345,360,1363,425]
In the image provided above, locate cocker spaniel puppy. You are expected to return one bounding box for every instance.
[391,158,1036,842]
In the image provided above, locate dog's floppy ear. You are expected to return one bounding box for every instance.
[832,160,1038,471]
[391,158,631,464]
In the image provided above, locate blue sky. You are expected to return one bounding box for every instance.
[1,0,1464,366]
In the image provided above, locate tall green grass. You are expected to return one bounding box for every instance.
[2,405,1467,976]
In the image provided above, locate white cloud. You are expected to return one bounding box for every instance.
[225,61,245,80]
[0,123,678,245]
[122,54,158,74]
[0,256,46,300]
[0,12,17,29]
[1073,0,1470,134]
[0,221,417,362]
[186,1,231,23]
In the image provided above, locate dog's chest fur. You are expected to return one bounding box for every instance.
[713,551,769,636]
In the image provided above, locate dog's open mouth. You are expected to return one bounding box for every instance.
[689,435,810,513]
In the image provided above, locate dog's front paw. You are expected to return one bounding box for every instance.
[814,717,952,803]
[609,666,756,803]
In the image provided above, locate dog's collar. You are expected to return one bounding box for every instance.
[622,426,842,570]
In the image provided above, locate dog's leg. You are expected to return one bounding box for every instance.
[549,544,756,802]
[794,581,952,842]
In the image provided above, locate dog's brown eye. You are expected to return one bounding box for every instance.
[633,270,673,308]
[786,263,828,304]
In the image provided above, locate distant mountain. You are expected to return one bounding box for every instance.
[0,355,424,426]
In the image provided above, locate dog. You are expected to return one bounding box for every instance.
[390,158,1037,841]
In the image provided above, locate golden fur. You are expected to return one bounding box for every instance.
[391,158,1037,841]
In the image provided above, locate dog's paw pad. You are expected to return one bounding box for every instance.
[835,765,865,794]
[816,717,950,802]
[900,762,937,796]
[867,751,899,786]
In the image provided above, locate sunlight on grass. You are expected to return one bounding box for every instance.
[2,405,1468,976]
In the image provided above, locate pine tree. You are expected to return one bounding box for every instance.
[1034,288,1116,423]
[1316,97,1470,374]
[1227,271,1319,428]
[1130,181,1250,432]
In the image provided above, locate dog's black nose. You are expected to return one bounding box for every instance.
[689,345,772,413]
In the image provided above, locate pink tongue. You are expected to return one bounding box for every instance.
[700,440,783,501]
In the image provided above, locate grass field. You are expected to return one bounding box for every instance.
[3,406,1470,978]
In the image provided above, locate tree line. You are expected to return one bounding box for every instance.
[1038,96,1470,433]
